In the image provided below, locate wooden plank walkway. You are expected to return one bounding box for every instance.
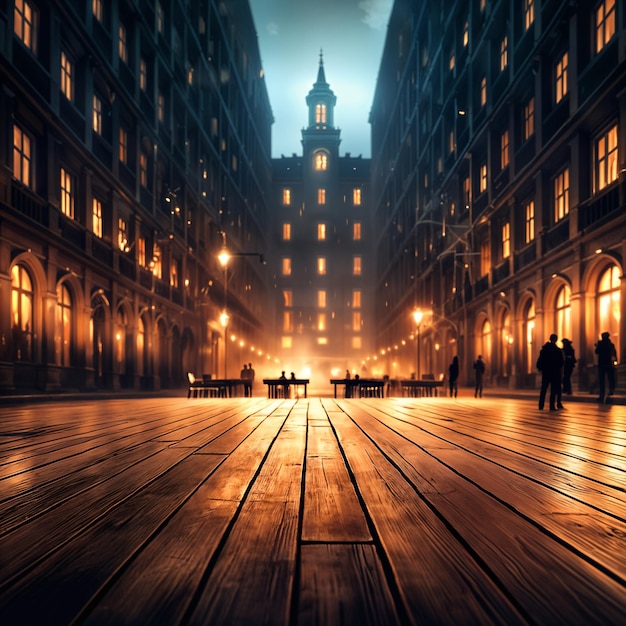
[0,396,625,625]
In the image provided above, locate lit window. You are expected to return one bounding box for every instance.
[118,216,128,250]
[170,259,179,287]
[524,0,534,31]
[283,311,293,333]
[352,290,362,308]
[282,257,292,276]
[463,21,469,47]
[480,77,487,106]
[314,152,328,171]
[315,103,327,124]
[140,152,148,187]
[317,223,326,240]
[555,52,568,103]
[282,188,291,205]
[595,0,616,54]
[317,337,328,345]
[479,163,487,193]
[463,176,470,208]
[480,0,486,10]
[119,23,127,63]
[597,264,620,341]
[14,0,37,54]
[187,66,194,86]
[60,167,74,219]
[500,36,508,71]
[151,244,162,278]
[449,130,455,153]
[92,95,102,134]
[554,168,570,221]
[283,290,292,307]
[282,223,291,241]
[92,198,103,237]
[119,127,128,164]
[282,336,293,349]
[556,284,572,342]
[595,124,618,192]
[353,188,362,205]
[525,300,536,374]
[60,51,73,101]
[353,222,361,240]
[480,239,490,276]
[449,50,455,71]
[318,290,326,308]
[352,336,362,349]
[92,0,103,22]
[353,256,362,276]
[158,93,165,123]
[318,188,326,205]
[137,237,146,266]
[11,265,34,361]
[13,124,32,188]
[525,200,535,243]
[502,222,511,259]
[317,313,326,331]
[352,312,361,332]
[56,283,72,366]
[524,97,535,140]
[500,130,509,169]
[140,59,147,91]
[317,257,326,275]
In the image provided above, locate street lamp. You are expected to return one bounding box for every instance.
[412,308,424,380]
[218,248,230,378]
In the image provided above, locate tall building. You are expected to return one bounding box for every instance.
[271,55,373,387]
[0,0,273,392]
[370,0,625,391]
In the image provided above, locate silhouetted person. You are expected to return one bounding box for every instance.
[279,371,289,398]
[240,364,250,397]
[595,332,618,403]
[247,362,255,396]
[561,339,576,395]
[448,356,459,398]
[473,355,485,398]
[537,333,564,411]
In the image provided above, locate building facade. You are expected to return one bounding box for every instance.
[370,0,625,391]
[271,57,373,387]
[0,0,273,392]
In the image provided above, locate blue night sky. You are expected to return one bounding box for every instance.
[249,0,393,159]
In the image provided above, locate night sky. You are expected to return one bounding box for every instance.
[249,0,393,159]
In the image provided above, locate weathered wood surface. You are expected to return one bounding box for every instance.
[1,396,625,625]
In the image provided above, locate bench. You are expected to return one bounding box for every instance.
[400,379,445,397]
[330,378,386,398]
[187,374,244,398]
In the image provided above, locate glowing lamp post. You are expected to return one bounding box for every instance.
[413,308,424,381]
[218,249,230,378]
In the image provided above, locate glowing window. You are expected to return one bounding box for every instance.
[554,168,570,221]
[500,36,508,71]
[56,283,72,366]
[596,124,618,191]
[556,284,572,342]
[283,290,292,307]
[353,188,362,205]
[13,125,32,188]
[352,312,361,332]
[500,130,509,169]
[479,163,487,193]
[14,0,37,54]
[282,258,292,276]
[524,0,534,31]
[282,223,291,241]
[282,336,293,349]
[140,152,148,187]
[597,264,620,342]
[118,216,128,250]
[283,311,293,333]
[137,237,146,266]
[555,52,568,103]
[525,201,535,243]
[119,127,128,164]
[140,59,147,91]
[318,188,326,205]
[353,222,361,241]
[60,168,74,219]
[352,290,361,308]
[92,199,103,238]
[119,23,128,63]
[61,51,73,101]
[158,93,165,123]
[352,336,362,349]
[317,257,326,275]
[525,300,536,374]
[595,0,616,53]
[480,77,487,106]
[314,152,328,171]
[501,222,511,259]
[317,223,326,240]
[463,21,469,47]
[315,103,327,124]
[317,313,326,331]
[353,256,362,276]
[318,290,326,308]
[282,188,291,205]
[92,0,103,22]
[92,95,103,134]
[480,239,490,276]
[524,97,535,140]
[11,264,34,361]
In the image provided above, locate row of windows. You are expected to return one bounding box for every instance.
[282,188,363,206]
[281,336,363,350]
[281,311,364,334]
[282,289,362,309]
[281,257,362,276]
[282,222,362,241]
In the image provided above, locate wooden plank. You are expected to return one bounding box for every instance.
[302,400,371,542]
[325,404,526,625]
[186,409,306,625]
[298,544,400,626]
[74,408,290,625]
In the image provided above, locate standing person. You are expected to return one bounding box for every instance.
[240,364,249,397]
[595,332,618,403]
[448,356,459,398]
[473,355,485,398]
[561,339,576,395]
[247,362,255,397]
[537,333,564,411]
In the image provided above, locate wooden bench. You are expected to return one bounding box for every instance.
[330,378,386,398]
[400,379,445,397]
[263,379,309,398]
[187,374,243,398]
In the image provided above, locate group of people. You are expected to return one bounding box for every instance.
[537,331,618,410]
[239,363,255,397]
[446,354,486,398]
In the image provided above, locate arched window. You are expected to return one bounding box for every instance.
[116,309,127,375]
[56,283,73,366]
[555,284,571,341]
[501,311,512,376]
[479,319,492,366]
[11,265,34,361]
[524,300,536,374]
[137,316,145,377]
[314,151,328,171]
[597,264,620,344]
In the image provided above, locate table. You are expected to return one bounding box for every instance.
[263,379,309,399]
[330,378,386,398]
[400,380,445,397]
